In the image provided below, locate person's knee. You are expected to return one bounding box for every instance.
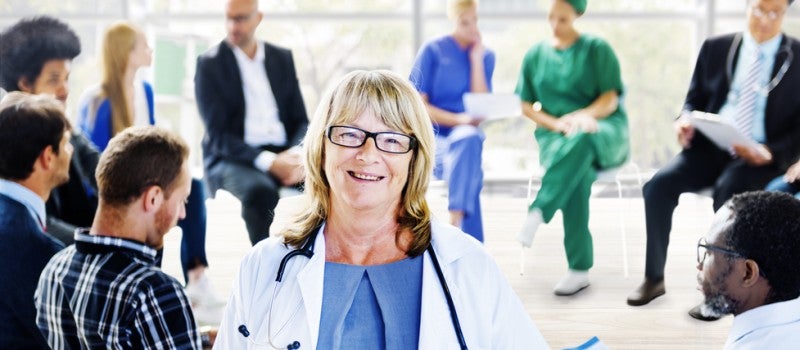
[240,182,279,208]
[449,125,485,145]
[642,176,664,202]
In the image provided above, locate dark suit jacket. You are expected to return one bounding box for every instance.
[0,193,64,349]
[45,132,100,245]
[195,41,309,194]
[684,33,800,170]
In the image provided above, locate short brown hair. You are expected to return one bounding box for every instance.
[96,126,189,206]
[0,92,71,180]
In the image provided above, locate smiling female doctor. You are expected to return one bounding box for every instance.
[213,70,548,349]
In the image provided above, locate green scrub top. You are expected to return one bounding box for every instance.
[515,34,629,169]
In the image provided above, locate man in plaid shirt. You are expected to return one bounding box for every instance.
[35,127,201,349]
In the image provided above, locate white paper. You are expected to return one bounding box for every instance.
[462,93,521,120]
[688,111,760,151]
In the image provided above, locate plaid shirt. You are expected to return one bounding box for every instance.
[35,230,201,349]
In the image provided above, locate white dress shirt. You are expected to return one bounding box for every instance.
[231,42,287,172]
[725,296,800,349]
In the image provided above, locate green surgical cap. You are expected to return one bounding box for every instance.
[566,0,587,14]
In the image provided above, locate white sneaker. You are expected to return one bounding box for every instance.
[517,208,543,248]
[185,274,226,309]
[553,270,590,296]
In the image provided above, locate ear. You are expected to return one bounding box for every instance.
[741,259,762,288]
[17,77,34,93]
[37,145,56,171]
[142,185,164,214]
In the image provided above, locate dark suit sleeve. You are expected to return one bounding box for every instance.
[194,54,261,166]
[71,132,100,190]
[764,42,800,170]
[683,40,712,113]
[275,48,308,147]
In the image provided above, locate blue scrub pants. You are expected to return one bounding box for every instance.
[434,125,485,241]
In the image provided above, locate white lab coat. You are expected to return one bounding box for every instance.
[213,220,549,349]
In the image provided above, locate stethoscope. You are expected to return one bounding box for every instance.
[725,32,794,96]
[236,225,468,350]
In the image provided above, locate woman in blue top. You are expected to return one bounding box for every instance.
[409,0,495,242]
[515,0,630,296]
[77,22,222,322]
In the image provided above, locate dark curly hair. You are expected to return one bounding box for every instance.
[723,191,800,304]
[0,16,81,91]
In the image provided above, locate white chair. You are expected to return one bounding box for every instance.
[522,161,643,278]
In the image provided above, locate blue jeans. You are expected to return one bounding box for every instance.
[156,178,209,285]
[765,176,800,199]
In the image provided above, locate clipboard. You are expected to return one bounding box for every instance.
[687,111,759,151]
[463,93,521,120]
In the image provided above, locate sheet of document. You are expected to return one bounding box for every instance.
[463,93,521,120]
[688,111,759,151]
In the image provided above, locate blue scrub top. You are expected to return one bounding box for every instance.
[410,35,495,136]
[317,255,424,350]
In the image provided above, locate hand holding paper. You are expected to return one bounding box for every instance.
[733,144,773,166]
[687,111,759,150]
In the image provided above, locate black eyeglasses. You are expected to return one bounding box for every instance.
[697,237,747,265]
[327,125,417,154]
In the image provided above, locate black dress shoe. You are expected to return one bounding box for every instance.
[626,278,665,306]
[688,304,722,321]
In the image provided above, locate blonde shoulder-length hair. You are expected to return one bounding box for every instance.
[281,70,436,257]
[101,22,138,136]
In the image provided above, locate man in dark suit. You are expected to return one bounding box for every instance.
[627,0,800,320]
[195,0,308,245]
[0,92,72,348]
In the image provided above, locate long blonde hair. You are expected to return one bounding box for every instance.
[282,70,436,257]
[101,22,138,136]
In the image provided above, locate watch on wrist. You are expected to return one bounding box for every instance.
[532,101,542,113]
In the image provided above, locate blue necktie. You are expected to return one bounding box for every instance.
[734,50,763,139]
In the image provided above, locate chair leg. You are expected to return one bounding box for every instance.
[616,178,629,278]
[521,174,536,276]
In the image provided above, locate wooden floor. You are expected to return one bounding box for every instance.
[160,183,730,349]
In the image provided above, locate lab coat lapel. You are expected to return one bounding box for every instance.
[296,224,326,350]
[418,222,469,348]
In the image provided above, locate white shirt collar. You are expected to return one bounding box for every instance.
[742,30,783,57]
[726,296,800,347]
[0,178,47,227]
[231,41,264,64]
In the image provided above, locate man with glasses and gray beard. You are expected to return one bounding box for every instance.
[696,191,800,349]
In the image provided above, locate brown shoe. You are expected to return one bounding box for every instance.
[688,304,722,321]
[627,278,665,306]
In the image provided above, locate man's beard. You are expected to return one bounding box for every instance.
[701,293,737,318]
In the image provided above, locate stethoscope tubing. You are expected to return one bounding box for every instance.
[725,33,793,94]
